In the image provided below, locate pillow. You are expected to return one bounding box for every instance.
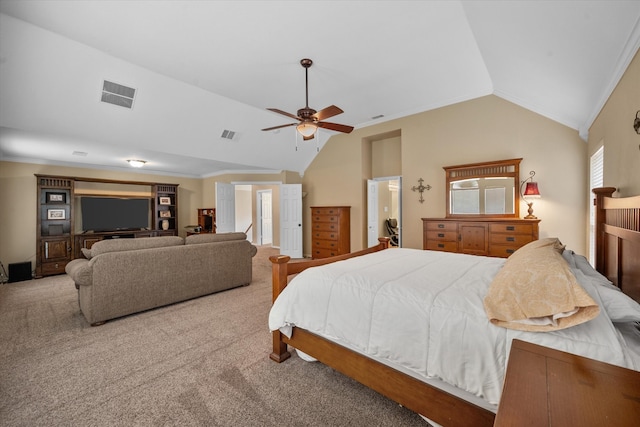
[81,247,93,259]
[89,235,184,257]
[484,238,599,332]
[185,232,247,245]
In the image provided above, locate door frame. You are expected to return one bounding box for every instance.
[368,176,402,247]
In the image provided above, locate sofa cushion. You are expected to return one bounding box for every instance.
[81,248,93,259]
[185,232,247,245]
[89,236,184,257]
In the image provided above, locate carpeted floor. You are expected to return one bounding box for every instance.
[0,246,426,426]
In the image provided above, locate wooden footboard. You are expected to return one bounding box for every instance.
[268,237,495,427]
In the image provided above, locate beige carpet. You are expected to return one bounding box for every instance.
[0,246,425,426]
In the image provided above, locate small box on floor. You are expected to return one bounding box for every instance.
[9,262,32,282]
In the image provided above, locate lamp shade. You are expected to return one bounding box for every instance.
[296,122,317,138]
[523,182,540,198]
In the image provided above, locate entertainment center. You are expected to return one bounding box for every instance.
[35,175,179,277]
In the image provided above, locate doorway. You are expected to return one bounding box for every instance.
[368,176,402,247]
[256,190,272,245]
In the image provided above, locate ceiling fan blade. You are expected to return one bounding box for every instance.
[261,122,297,132]
[317,121,354,134]
[312,105,344,121]
[266,108,301,121]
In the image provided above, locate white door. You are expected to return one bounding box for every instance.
[215,182,235,233]
[367,179,379,247]
[258,190,273,245]
[280,184,302,258]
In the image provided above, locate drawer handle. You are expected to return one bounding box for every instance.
[506,249,515,254]
[437,224,445,228]
[506,226,515,231]
[506,237,515,242]
[438,233,445,238]
[438,243,445,248]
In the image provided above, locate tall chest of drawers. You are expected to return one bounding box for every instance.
[422,218,540,258]
[311,206,351,259]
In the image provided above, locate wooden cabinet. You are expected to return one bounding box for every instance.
[495,339,640,426]
[422,218,539,258]
[197,208,216,233]
[36,175,75,277]
[153,184,178,233]
[36,175,180,277]
[311,206,350,259]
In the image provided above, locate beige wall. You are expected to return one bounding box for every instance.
[302,95,588,255]
[588,49,640,196]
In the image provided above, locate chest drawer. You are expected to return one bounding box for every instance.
[489,234,534,246]
[313,222,340,232]
[426,230,457,241]
[426,222,458,232]
[489,223,533,235]
[426,240,458,252]
[311,207,343,216]
[313,230,340,241]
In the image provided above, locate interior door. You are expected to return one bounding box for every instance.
[280,184,302,258]
[258,190,273,245]
[367,179,379,247]
[215,182,235,233]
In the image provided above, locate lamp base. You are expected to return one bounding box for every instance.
[523,202,537,220]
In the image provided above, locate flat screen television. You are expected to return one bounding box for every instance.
[80,197,150,232]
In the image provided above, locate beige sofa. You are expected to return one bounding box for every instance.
[65,233,257,325]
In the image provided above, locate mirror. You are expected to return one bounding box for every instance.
[444,158,521,218]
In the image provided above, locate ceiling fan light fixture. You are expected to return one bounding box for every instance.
[127,159,146,168]
[297,122,317,138]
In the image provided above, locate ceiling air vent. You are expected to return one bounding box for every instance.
[101,80,136,109]
[221,130,236,140]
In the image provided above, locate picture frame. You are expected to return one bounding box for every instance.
[159,210,171,218]
[47,208,66,220]
[46,192,66,203]
[159,197,171,205]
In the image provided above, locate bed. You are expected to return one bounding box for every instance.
[268,187,640,427]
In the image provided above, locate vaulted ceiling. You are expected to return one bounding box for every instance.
[1,1,639,178]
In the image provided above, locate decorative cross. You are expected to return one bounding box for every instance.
[411,178,432,203]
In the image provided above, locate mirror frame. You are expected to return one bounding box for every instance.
[444,158,522,218]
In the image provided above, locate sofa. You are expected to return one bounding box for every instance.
[65,232,257,325]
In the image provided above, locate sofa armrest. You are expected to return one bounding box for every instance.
[65,258,93,287]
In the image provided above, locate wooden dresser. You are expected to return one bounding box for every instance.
[495,339,640,426]
[311,206,350,259]
[422,218,539,258]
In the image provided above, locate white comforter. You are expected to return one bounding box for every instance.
[268,248,639,405]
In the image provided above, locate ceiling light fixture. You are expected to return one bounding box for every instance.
[127,159,146,168]
[296,121,318,139]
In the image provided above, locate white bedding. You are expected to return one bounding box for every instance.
[268,248,640,405]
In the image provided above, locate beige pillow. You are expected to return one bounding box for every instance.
[484,238,599,332]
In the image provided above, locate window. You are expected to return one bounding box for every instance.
[589,145,604,265]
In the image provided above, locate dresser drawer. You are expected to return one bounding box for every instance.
[426,222,458,232]
[489,223,533,235]
[489,245,522,258]
[313,231,339,241]
[313,239,340,250]
[313,222,340,232]
[426,241,458,252]
[426,230,457,241]
[312,248,340,258]
[311,207,343,216]
[489,234,534,246]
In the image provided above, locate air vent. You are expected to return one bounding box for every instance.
[101,80,136,109]
[221,130,236,140]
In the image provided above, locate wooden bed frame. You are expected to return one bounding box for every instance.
[269,189,640,427]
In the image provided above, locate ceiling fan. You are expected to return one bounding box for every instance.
[262,58,354,141]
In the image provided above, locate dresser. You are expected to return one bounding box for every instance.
[311,206,350,259]
[422,218,539,258]
[495,339,640,426]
